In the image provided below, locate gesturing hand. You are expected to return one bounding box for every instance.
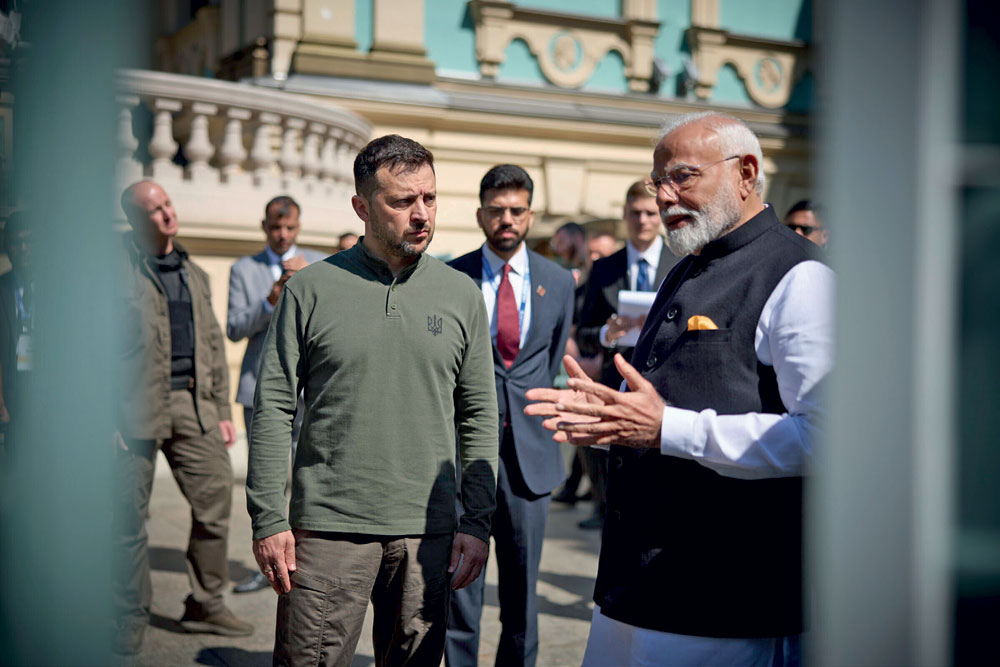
[525,353,664,449]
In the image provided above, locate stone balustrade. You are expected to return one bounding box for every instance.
[116,69,371,247]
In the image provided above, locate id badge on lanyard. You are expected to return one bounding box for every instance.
[15,287,32,371]
[16,331,32,371]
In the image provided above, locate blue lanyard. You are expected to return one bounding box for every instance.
[482,254,530,339]
[14,285,31,332]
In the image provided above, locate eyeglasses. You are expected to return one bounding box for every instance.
[786,223,824,236]
[645,155,741,196]
[483,206,530,219]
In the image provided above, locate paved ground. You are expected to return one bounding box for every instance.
[115,450,601,666]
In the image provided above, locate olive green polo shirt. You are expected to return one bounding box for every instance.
[247,241,499,542]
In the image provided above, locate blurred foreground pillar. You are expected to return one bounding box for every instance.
[0,1,134,664]
[814,0,960,665]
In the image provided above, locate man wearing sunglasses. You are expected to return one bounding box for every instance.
[784,199,829,247]
[526,112,834,665]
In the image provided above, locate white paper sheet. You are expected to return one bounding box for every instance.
[616,290,657,347]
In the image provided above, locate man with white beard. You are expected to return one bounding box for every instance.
[525,112,834,666]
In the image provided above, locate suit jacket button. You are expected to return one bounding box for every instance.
[666,306,678,320]
[614,456,623,469]
[612,510,622,521]
[645,353,657,369]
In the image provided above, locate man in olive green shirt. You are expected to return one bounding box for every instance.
[247,134,499,666]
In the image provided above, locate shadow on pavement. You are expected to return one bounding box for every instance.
[196,646,271,666]
[149,612,185,634]
[148,545,258,582]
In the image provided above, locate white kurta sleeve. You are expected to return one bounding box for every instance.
[658,260,835,479]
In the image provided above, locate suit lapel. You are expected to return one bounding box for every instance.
[654,243,677,289]
[253,249,275,293]
[516,252,547,364]
[606,248,629,312]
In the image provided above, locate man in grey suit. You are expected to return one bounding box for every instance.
[445,165,575,667]
[226,195,326,592]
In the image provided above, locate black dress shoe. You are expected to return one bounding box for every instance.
[233,571,269,593]
[552,488,579,505]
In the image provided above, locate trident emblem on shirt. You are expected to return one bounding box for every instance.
[428,315,443,336]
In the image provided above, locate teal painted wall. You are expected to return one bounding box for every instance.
[712,63,753,106]
[409,0,811,110]
[498,38,546,84]
[582,49,628,94]
[719,0,811,41]
[425,0,479,75]
[356,0,373,52]
[654,0,693,99]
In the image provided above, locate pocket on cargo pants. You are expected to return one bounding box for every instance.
[273,532,381,667]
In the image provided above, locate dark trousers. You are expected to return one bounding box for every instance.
[581,447,608,518]
[445,427,552,667]
[113,389,233,624]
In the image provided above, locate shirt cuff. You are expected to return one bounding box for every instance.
[660,405,699,457]
[599,324,615,348]
[262,296,275,314]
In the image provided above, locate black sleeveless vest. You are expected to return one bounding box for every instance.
[593,207,820,638]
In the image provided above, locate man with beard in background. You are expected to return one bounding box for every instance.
[526,112,834,666]
[446,164,574,667]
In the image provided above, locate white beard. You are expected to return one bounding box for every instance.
[662,179,742,257]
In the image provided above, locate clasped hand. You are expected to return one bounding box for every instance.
[524,353,664,449]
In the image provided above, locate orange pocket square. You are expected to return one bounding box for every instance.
[687,315,718,331]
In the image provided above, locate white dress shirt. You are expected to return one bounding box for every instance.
[600,236,666,347]
[262,244,299,313]
[480,243,532,348]
[626,235,664,291]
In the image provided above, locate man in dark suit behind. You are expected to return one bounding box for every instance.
[574,181,680,528]
[446,165,575,667]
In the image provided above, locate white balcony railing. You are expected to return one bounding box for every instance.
[116,69,371,247]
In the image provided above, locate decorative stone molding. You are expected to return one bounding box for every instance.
[469,0,660,92]
[293,0,436,84]
[685,26,808,109]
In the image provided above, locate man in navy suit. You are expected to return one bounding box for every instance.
[446,165,575,667]
[573,181,680,528]
[226,195,326,592]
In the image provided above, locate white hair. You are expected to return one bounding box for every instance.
[656,112,766,195]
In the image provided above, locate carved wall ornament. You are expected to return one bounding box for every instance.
[469,0,660,92]
[686,26,808,109]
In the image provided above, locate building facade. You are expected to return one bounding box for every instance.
[115,0,814,444]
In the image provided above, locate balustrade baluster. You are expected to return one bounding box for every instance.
[250,112,280,186]
[116,96,142,184]
[185,102,217,183]
[301,122,325,191]
[279,118,305,188]
[149,98,182,181]
[219,107,251,184]
[335,140,354,199]
[319,130,339,196]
